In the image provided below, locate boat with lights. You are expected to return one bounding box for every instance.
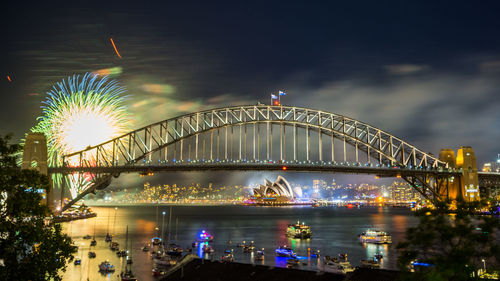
[197,230,214,242]
[358,230,392,244]
[275,246,296,258]
[324,255,355,275]
[360,258,380,268]
[286,221,312,239]
[255,249,265,261]
[98,261,115,272]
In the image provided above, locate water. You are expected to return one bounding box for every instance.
[61,205,417,281]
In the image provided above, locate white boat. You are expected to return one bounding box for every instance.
[358,230,392,244]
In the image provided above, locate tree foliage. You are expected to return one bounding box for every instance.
[397,199,500,280]
[0,134,77,281]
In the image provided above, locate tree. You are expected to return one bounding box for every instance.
[0,134,77,281]
[397,199,500,280]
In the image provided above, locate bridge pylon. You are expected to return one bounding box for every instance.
[21,132,54,210]
[439,146,480,201]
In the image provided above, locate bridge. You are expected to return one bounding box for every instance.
[21,105,500,211]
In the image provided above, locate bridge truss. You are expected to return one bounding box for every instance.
[55,105,458,210]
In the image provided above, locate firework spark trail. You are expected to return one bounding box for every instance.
[31,73,130,198]
[110,38,122,59]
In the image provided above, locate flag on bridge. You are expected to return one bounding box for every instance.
[271,94,278,99]
[279,90,286,96]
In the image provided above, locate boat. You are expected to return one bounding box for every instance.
[360,258,380,268]
[197,230,214,242]
[338,253,348,261]
[255,249,265,261]
[120,225,137,281]
[221,252,234,262]
[286,258,300,268]
[153,255,177,266]
[110,242,119,251]
[358,230,392,244]
[324,256,355,274]
[126,256,133,264]
[105,233,112,242]
[83,234,92,239]
[374,253,383,260]
[120,270,137,281]
[202,245,215,254]
[243,244,255,253]
[98,261,115,272]
[152,267,166,277]
[286,221,312,239]
[90,219,97,247]
[116,249,127,257]
[275,246,296,258]
[74,257,81,265]
[88,251,96,258]
[151,237,162,246]
[166,243,184,256]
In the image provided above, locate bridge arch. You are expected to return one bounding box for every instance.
[63,105,445,170]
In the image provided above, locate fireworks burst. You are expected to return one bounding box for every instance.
[32,73,130,198]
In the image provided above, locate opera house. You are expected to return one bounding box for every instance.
[245,176,309,205]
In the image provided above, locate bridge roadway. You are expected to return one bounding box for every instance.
[48,163,461,178]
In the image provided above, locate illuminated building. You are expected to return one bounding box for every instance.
[253,176,294,198]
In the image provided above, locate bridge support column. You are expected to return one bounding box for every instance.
[21,132,54,210]
[439,146,480,201]
[456,146,480,201]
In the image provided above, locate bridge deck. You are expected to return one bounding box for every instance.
[49,163,460,177]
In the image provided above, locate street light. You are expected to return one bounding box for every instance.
[482,259,486,273]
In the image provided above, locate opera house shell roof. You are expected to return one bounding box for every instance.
[253,176,295,198]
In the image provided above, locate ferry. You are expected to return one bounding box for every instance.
[255,250,265,261]
[358,230,392,244]
[286,221,312,239]
[275,246,296,258]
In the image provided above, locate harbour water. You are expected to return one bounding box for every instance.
[61,205,417,281]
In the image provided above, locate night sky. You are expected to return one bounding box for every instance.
[1,1,499,185]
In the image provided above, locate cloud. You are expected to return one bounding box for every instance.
[285,72,500,162]
[479,60,500,73]
[384,64,430,75]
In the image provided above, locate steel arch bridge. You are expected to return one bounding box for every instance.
[52,105,462,210]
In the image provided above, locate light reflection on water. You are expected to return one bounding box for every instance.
[60,205,417,281]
